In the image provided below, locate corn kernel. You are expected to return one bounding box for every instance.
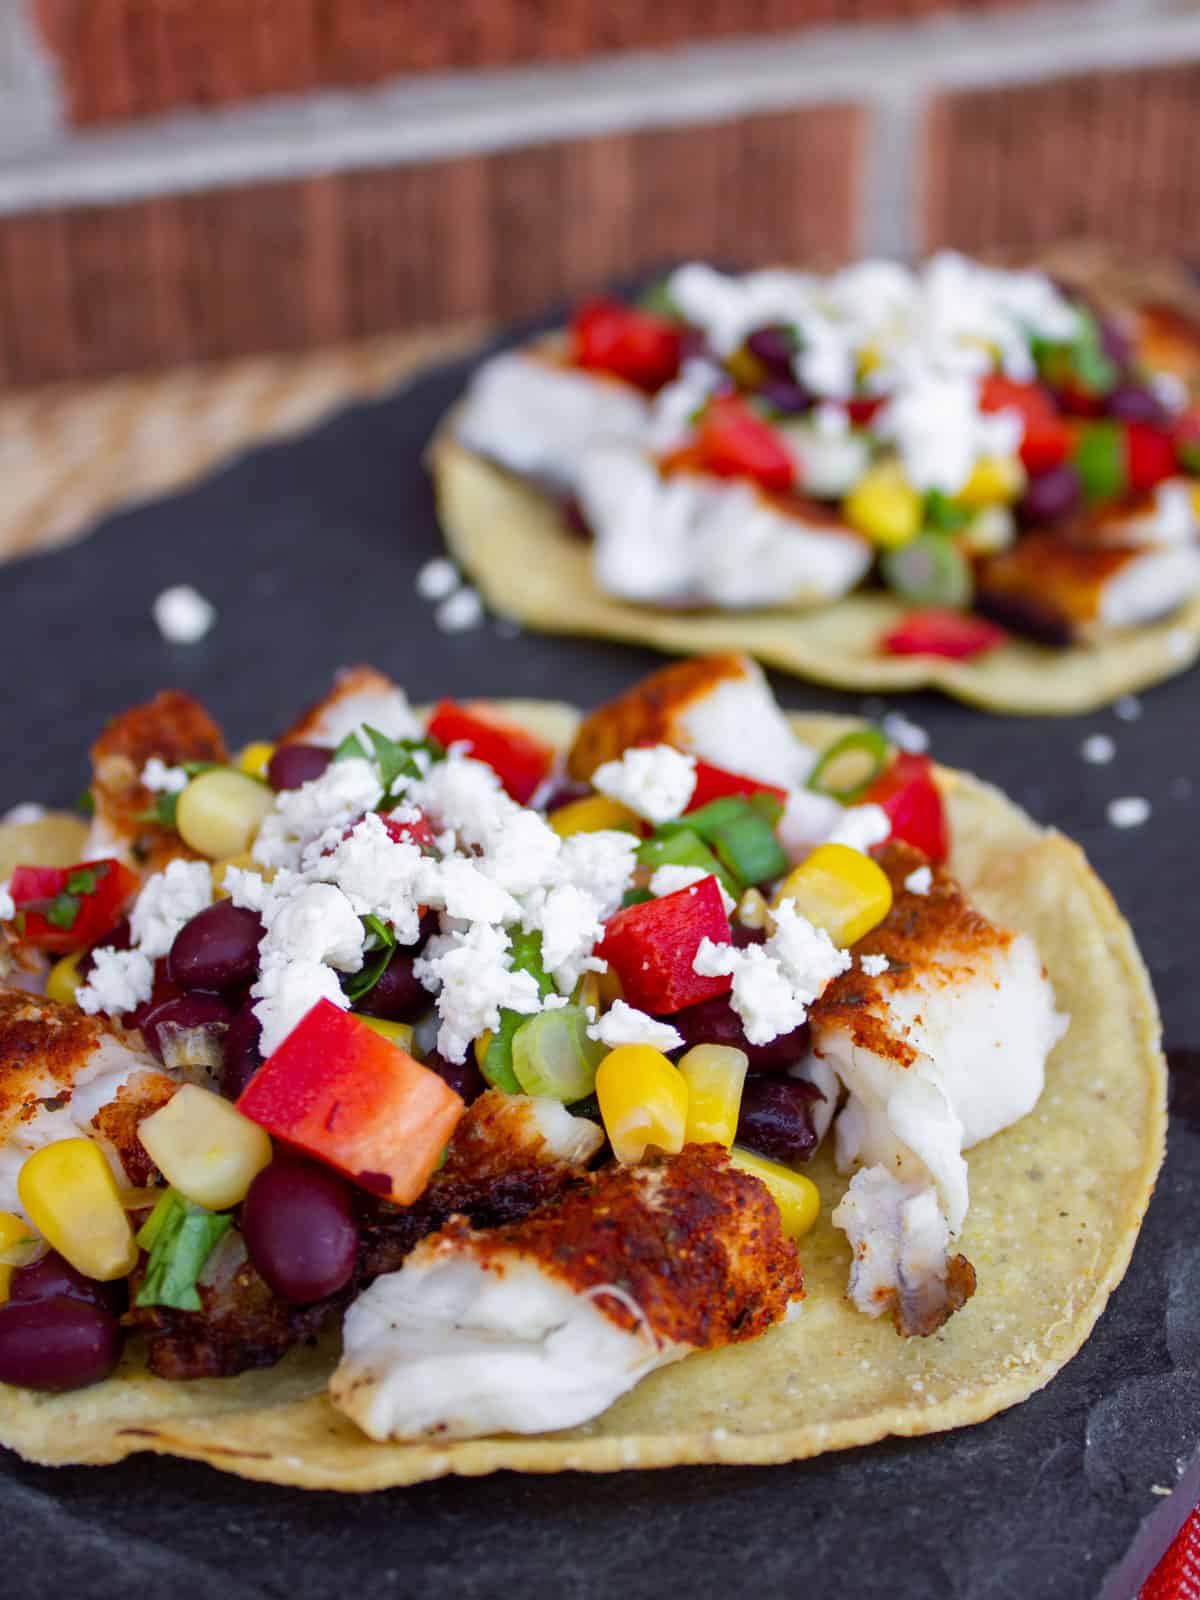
[360,1017,415,1054]
[736,887,769,931]
[474,1030,494,1071]
[595,1045,689,1165]
[726,345,768,390]
[574,971,602,1017]
[138,1084,272,1211]
[549,795,642,839]
[730,1147,821,1238]
[17,1139,137,1281]
[678,1045,748,1149]
[773,842,893,947]
[597,964,624,1009]
[176,769,275,860]
[843,462,922,548]
[236,741,276,782]
[211,852,273,897]
[0,1211,39,1303]
[956,454,1026,509]
[46,949,85,1006]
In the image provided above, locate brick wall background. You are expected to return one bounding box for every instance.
[0,0,1198,385]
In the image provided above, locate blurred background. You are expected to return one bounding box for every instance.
[1,0,1198,553]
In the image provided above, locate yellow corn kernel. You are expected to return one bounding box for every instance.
[359,1017,415,1054]
[730,1147,821,1238]
[211,852,274,897]
[736,887,769,931]
[138,1084,272,1211]
[772,842,893,948]
[956,454,1026,509]
[46,949,85,1006]
[597,963,624,1009]
[574,971,602,1016]
[595,1046,689,1165]
[726,345,768,390]
[176,769,276,860]
[18,1139,137,1281]
[474,1030,494,1071]
[0,1211,39,1303]
[678,1045,748,1149]
[549,795,642,839]
[1191,484,1200,519]
[843,462,922,548]
[236,741,276,781]
[857,343,882,377]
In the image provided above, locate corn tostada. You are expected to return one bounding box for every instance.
[0,656,1164,1485]
[431,252,1200,713]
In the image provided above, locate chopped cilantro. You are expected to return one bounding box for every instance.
[480,930,554,1095]
[135,1189,232,1312]
[343,914,398,1003]
[924,490,970,534]
[44,892,81,930]
[637,280,681,319]
[333,725,445,794]
[134,792,181,830]
[77,787,95,817]
[66,863,109,896]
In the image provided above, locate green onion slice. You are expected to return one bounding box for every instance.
[511,1005,606,1103]
[708,810,788,889]
[481,929,554,1094]
[880,532,973,608]
[806,729,890,804]
[135,1189,232,1313]
[637,828,739,899]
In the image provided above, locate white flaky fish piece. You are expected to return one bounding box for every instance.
[0,988,177,1216]
[454,350,649,495]
[578,443,872,612]
[331,1144,802,1441]
[566,652,818,793]
[276,664,421,748]
[811,843,1067,1333]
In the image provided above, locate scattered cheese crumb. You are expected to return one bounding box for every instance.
[827,803,891,855]
[904,865,933,895]
[1167,627,1194,663]
[2,802,45,824]
[152,583,216,644]
[0,881,13,921]
[1107,796,1151,829]
[587,1000,684,1053]
[415,557,460,601]
[1113,695,1142,723]
[1080,734,1115,766]
[649,863,735,914]
[592,744,697,824]
[141,756,189,793]
[860,953,890,976]
[881,712,929,754]
[435,586,484,633]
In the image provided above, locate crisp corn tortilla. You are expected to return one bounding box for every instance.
[0,705,1167,1488]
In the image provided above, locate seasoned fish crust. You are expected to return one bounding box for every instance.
[277,665,401,745]
[468,1142,803,1347]
[0,987,108,1131]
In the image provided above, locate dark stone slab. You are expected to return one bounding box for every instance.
[1,323,1197,1600]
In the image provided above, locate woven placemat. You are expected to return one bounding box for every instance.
[0,320,487,564]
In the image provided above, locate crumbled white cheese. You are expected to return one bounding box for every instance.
[592,745,697,825]
[309,812,424,946]
[420,857,520,926]
[1081,733,1116,765]
[694,900,849,1044]
[521,883,606,995]
[860,953,891,976]
[645,358,726,451]
[252,957,350,1056]
[0,881,14,921]
[414,921,546,1064]
[415,558,461,601]
[550,830,639,922]
[1107,796,1151,829]
[649,863,735,915]
[152,583,216,645]
[130,859,213,959]
[254,757,383,871]
[587,1000,684,1054]
[435,587,484,634]
[259,883,365,973]
[1114,695,1143,723]
[876,373,1021,495]
[880,712,929,754]
[140,757,189,794]
[2,802,45,824]
[827,803,891,855]
[904,865,933,896]
[76,947,155,1016]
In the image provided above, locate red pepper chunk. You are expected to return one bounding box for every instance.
[597,876,733,1016]
[572,298,683,393]
[695,395,795,492]
[1124,423,1178,494]
[980,375,1071,475]
[8,858,139,954]
[882,608,1007,661]
[237,1001,464,1204]
[865,753,948,864]
[426,701,556,805]
[686,759,788,813]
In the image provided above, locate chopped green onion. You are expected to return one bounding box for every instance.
[135,1189,231,1312]
[1073,421,1126,503]
[880,532,973,608]
[923,490,970,534]
[806,729,890,803]
[481,930,554,1094]
[637,828,738,898]
[708,810,788,888]
[511,1005,606,1103]
[658,796,749,840]
[637,280,681,319]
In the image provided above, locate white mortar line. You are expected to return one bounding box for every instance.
[0,1,1198,215]
[0,0,62,155]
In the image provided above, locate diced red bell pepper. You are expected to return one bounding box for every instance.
[572,298,683,393]
[1124,422,1178,494]
[695,394,795,493]
[686,759,788,814]
[426,701,556,805]
[882,608,1006,661]
[1173,404,1200,474]
[847,396,884,426]
[865,753,948,865]
[980,375,1071,475]
[596,875,733,1015]
[8,858,139,954]
[237,1000,464,1203]
[329,808,437,855]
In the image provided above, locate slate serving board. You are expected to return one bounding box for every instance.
[1,323,1197,1600]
